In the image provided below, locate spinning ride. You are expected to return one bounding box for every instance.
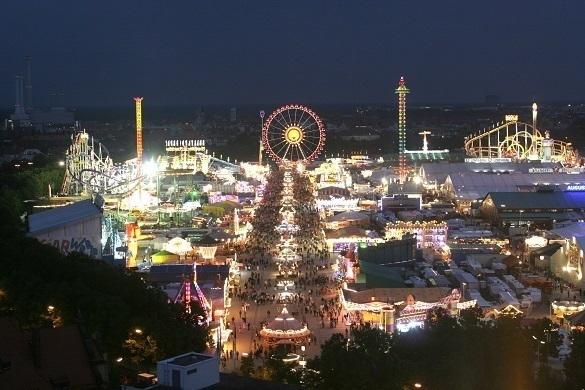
[262,104,325,164]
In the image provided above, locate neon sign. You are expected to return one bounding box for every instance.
[567,185,585,191]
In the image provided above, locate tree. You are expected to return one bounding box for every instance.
[308,326,407,390]
[565,332,585,388]
[527,318,562,358]
[0,234,210,384]
[264,345,293,383]
[240,355,255,377]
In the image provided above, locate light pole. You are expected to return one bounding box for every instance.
[533,336,545,365]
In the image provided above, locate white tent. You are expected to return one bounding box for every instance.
[164,237,193,255]
[121,189,159,211]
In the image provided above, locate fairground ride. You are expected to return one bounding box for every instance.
[464,106,578,166]
[61,130,141,196]
[262,104,326,165]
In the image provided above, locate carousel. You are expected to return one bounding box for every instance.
[259,307,311,349]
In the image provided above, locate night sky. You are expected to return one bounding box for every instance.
[1,1,585,107]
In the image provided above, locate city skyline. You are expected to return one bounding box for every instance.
[1,1,585,107]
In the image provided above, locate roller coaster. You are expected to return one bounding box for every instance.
[61,131,141,196]
[464,114,578,166]
[61,131,241,197]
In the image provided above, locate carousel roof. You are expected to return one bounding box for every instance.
[261,307,310,336]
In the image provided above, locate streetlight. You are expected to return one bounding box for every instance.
[533,336,545,364]
[116,357,123,363]
[134,328,143,335]
[300,345,306,368]
[414,383,422,389]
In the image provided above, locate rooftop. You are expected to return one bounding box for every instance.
[167,352,213,366]
[485,191,585,210]
[343,287,452,305]
[448,173,585,200]
[28,199,101,234]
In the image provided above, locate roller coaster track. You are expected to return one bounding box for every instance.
[464,119,577,164]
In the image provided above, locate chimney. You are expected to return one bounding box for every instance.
[25,56,33,112]
[14,75,25,116]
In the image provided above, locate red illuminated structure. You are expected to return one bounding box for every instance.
[395,77,409,183]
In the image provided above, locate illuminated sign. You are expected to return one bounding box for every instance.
[567,185,585,191]
[208,193,240,203]
[165,139,207,152]
[464,158,512,163]
[165,139,205,147]
[505,115,519,122]
[528,168,554,173]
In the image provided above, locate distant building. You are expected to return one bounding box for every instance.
[157,352,219,389]
[480,191,585,229]
[229,107,237,122]
[380,181,422,212]
[385,220,448,249]
[380,194,421,213]
[29,107,76,133]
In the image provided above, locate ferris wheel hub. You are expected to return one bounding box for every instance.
[284,126,303,144]
[262,104,326,164]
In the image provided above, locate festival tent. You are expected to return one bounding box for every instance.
[164,237,193,256]
[151,250,179,265]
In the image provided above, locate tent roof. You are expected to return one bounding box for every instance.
[152,250,178,257]
[485,191,585,210]
[327,211,369,222]
[326,227,368,239]
[165,237,193,254]
[264,307,304,332]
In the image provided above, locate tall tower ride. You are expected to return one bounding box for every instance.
[259,110,265,165]
[395,76,410,182]
[134,97,144,165]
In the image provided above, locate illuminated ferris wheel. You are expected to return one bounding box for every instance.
[262,104,325,164]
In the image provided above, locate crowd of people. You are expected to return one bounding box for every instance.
[220,166,344,372]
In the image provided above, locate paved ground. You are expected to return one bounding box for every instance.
[219,254,346,373]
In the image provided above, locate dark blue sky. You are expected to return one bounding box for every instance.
[1,1,585,107]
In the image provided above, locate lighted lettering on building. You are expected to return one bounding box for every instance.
[567,185,585,191]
